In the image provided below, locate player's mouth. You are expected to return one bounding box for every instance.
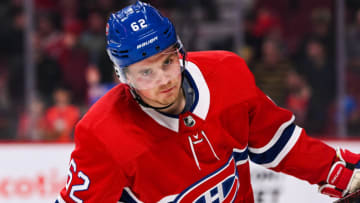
[160,86,175,94]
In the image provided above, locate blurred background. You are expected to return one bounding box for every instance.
[0,0,359,142]
[0,1,360,203]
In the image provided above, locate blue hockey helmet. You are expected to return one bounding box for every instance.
[106,1,184,82]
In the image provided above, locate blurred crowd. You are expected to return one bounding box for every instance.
[0,0,127,141]
[0,0,359,141]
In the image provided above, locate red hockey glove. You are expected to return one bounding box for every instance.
[319,148,360,198]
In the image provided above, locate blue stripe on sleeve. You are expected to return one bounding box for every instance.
[233,148,248,163]
[249,124,295,165]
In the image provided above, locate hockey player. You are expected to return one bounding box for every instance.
[56,1,360,202]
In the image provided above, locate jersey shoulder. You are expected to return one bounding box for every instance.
[187,50,257,100]
[74,84,150,165]
[187,50,242,65]
[80,83,133,127]
[187,50,254,83]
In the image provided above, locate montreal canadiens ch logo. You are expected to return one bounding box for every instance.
[173,157,239,203]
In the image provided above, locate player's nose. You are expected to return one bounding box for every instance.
[156,69,172,86]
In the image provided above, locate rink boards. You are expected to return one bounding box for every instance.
[0,139,358,203]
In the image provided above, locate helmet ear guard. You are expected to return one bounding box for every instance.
[175,36,186,56]
[112,64,127,83]
[174,36,187,71]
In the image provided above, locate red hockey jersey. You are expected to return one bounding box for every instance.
[56,51,336,203]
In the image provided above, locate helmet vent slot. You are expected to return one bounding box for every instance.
[112,50,128,54]
[112,52,128,58]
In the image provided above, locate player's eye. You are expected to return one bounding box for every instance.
[140,69,153,77]
[163,58,173,66]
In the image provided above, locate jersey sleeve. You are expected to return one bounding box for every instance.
[247,87,336,185]
[56,123,127,203]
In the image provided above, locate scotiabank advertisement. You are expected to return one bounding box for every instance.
[0,143,74,203]
[0,140,358,203]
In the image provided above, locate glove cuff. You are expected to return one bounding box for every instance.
[327,161,354,191]
[319,184,344,198]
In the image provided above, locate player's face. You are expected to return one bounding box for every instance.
[126,46,182,108]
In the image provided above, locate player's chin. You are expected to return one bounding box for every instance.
[158,94,177,106]
[161,89,180,104]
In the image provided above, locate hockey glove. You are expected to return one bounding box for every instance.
[319,148,360,198]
